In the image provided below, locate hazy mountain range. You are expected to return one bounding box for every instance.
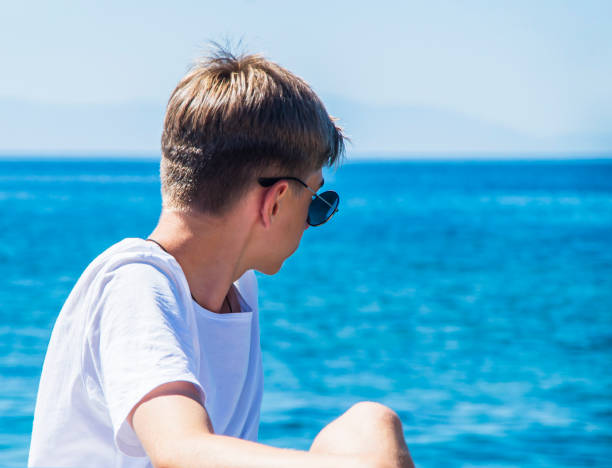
[0,96,609,159]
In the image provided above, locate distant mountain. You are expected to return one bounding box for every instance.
[0,96,609,157]
[0,98,165,155]
[321,95,603,156]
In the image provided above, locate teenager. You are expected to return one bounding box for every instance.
[29,45,414,468]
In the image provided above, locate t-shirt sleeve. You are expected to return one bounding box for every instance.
[95,261,205,457]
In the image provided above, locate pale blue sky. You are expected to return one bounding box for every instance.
[1,0,610,157]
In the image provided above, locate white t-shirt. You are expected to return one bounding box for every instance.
[29,237,264,468]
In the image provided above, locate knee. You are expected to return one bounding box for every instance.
[346,401,402,427]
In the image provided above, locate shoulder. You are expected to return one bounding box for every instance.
[99,238,181,272]
[94,238,187,288]
[89,238,193,322]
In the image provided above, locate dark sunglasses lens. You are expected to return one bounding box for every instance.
[308,191,339,226]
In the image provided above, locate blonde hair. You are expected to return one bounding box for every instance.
[160,43,346,215]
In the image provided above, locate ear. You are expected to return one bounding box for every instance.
[259,181,290,229]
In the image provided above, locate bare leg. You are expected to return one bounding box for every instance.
[309,401,415,468]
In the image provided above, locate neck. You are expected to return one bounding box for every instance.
[147,208,253,313]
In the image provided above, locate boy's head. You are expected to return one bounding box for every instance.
[160,44,346,216]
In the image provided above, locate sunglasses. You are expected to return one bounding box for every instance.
[258,177,339,226]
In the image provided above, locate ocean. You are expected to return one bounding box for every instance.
[1,158,611,467]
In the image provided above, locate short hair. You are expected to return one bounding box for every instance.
[160,43,346,215]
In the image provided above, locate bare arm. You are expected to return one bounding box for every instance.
[130,381,380,468]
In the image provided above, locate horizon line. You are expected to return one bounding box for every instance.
[0,150,611,163]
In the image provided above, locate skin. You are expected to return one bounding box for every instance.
[146,169,323,314]
[131,167,415,468]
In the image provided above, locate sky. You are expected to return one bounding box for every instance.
[1,0,611,158]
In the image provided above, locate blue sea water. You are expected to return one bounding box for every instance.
[1,158,611,467]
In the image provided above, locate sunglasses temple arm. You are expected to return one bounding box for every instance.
[305,187,335,210]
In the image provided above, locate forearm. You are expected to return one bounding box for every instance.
[158,433,375,468]
[130,386,381,468]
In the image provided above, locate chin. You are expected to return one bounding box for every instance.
[257,259,285,276]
